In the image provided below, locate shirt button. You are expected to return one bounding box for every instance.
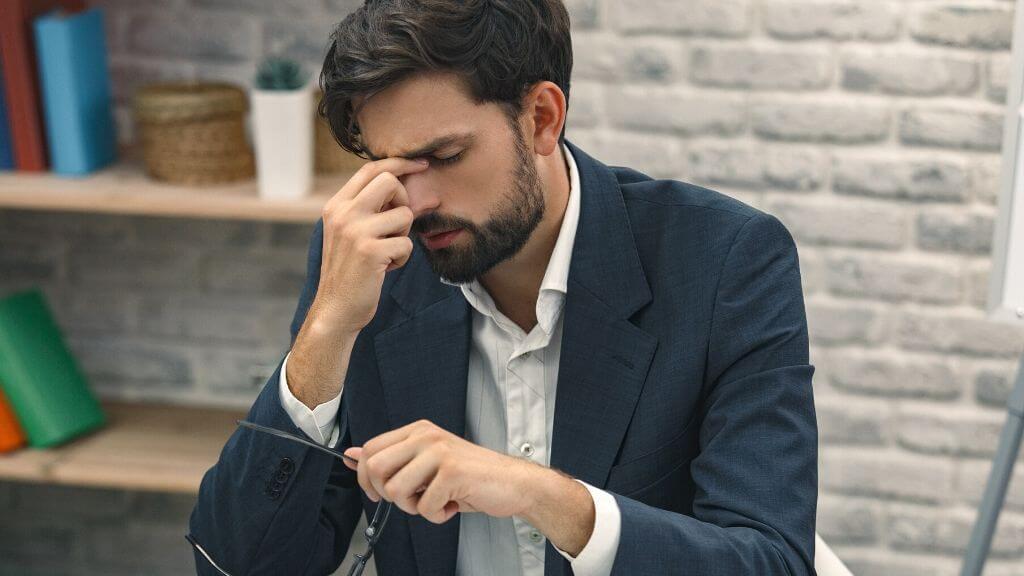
[519,442,535,458]
[529,529,544,544]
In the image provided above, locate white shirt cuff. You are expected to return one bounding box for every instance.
[551,479,621,576]
[278,350,343,448]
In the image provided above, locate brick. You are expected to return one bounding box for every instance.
[137,294,293,345]
[47,287,137,335]
[85,520,195,573]
[108,58,195,105]
[989,53,1011,104]
[196,346,286,392]
[896,408,1004,457]
[817,495,880,544]
[841,49,978,97]
[11,484,132,520]
[622,38,686,83]
[887,505,1024,558]
[130,491,199,524]
[974,362,1022,407]
[565,81,603,131]
[815,397,890,445]
[607,87,745,136]
[0,241,62,287]
[821,449,954,504]
[65,336,195,389]
[193,0,327,14]
[761,1,900,41]
[564,0,602,30]
[610,0,751,36]
[827,350,962,400]
[125,10,255,62]
[957,460,1024,512]
[268,222,317,249]
[900,106,1004,152]
[688,144,825,191]
[133,216,265,249]
[916,209,995,255]
[806,302,888,346]
[68,247,202,294]
[0,210,133,246]
[832,153,969,203]
[842,555,959,576]
[690,44,831,90]
[752,98,889,144]
[798,250,826,295]
[576,131,683,178]
[910,4,1013,51]
[200,248,308,298]
[970,155,1004,205]
[896,312,1024,359]
[769,200,906,249]
[825,254,961,304]
[572,33,621,82]
[323,0,363,13]
[0,521,77,564]
[262,18,335,63]
[966,262,992,310]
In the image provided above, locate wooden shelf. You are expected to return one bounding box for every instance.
[0,401,246,494]
[0,152,357,223]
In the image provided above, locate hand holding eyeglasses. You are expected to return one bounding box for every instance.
[341,418,544,525]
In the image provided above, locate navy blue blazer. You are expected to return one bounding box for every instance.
[189,140,818,575]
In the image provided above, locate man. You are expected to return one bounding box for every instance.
[189,1,818,574]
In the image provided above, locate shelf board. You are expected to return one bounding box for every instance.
[0,401,246,494]
[0,153,358,223]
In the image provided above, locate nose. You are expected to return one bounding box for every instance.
[399,171,440,218]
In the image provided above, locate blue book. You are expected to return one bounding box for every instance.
[0,57,13,171]
[32,7,116,176]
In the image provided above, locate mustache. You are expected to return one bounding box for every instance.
[412,214,475,236]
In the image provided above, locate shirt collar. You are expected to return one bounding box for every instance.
[439,141,581,333]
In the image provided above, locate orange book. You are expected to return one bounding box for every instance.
[0,383,26,452]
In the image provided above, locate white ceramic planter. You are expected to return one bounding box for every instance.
[250,84,314,200]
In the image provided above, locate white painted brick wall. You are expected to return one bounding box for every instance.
[3,0,1024,574]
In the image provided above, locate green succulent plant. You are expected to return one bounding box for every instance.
[254,57,308,90]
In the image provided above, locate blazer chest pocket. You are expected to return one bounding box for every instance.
[605,420,697,497]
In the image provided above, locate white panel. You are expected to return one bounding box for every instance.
[988,0,1024,325]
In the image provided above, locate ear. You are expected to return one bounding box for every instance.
[524,81,566,157]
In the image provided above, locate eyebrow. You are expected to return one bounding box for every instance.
[365,132,476,162]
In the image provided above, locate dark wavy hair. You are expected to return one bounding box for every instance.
[317,0,573,158]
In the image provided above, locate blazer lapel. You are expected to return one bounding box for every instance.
[544,141,658,576]
[374,247,470,576]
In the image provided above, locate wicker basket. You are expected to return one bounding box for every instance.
[314,88,368,175]
[133,82,255,185]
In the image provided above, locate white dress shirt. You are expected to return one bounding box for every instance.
[279,142,621,575]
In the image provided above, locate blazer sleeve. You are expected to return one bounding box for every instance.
[609,211,818,575]
[188,218,364,575]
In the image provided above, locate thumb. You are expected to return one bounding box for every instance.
[343,446,363,469]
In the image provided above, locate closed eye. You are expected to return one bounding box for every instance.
[431,151,464,167]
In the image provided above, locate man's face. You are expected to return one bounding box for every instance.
[355,72,545,284]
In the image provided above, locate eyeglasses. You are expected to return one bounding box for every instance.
[185,418,393,576]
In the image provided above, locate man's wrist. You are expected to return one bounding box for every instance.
[518,462,595,557]
[288,319,359,409]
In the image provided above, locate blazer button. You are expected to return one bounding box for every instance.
[279,457,295,473]
[276,470,290,483]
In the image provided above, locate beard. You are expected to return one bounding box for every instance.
[411,125,545,285]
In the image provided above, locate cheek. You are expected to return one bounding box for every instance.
[437,164,509,213]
